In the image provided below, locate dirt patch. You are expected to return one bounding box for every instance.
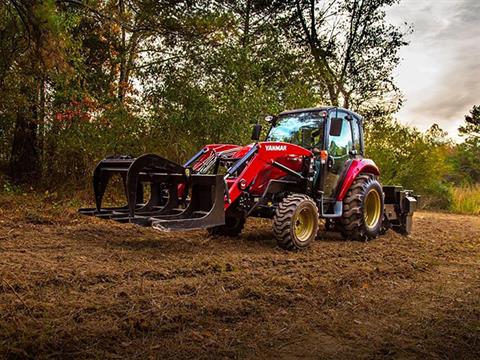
[0,195,479,359]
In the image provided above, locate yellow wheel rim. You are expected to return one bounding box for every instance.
[294,207,316,242]
[364,189,381,228]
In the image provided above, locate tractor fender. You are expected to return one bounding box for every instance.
[336,159,380,201]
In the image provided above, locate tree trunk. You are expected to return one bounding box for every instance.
[242,0,251,49]
[295,0,339,106]
[124,33,140,95]
[38,76,46,161]
[9,82,40,184]
[117,0,127,102]
[237,0,251,95]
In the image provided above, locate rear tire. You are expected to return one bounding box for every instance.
[208,216,245,237]
[341,174,384,241]
[273,194,319,250]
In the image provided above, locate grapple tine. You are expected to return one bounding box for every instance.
[82,153,191,224]
[151,174,225,231]
[125,154,186,217]
[93,156,133,211]
[93,160,109,211]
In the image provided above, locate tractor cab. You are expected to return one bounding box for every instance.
[263,107,364,198]
[265,107,362,149]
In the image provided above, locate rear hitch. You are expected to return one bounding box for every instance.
[383,186,418,235]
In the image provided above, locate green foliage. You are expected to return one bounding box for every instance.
[449,105,480,184]
[2,179,22,194]
[0,0,476,212]
[365,118,453,208]
[450,185,480,216]
[459,105,480,138]
[140,4,323,159]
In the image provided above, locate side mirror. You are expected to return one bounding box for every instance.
[264,115,276,123]
[251,123,262,141]
[329,118,343,137]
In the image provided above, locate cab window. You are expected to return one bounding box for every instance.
[267,111,324,148]
[328,111,353,157]
[351,117,362,154]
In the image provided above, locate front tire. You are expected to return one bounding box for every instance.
[208,216,245,237]
[341,174,384,241]
[273,194,319,250]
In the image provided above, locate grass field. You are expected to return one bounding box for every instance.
[451,184,480,215]
[0,194,479,359]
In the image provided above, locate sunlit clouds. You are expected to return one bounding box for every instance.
[386,0,480,140]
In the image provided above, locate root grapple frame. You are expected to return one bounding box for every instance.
[79,154,225,231]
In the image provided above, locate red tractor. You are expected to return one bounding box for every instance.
[80,107,417,250]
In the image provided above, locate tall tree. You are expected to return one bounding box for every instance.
[285,0,407,112]
[459,105,480,140]
[1,0,66,183]
[454,105,480,183]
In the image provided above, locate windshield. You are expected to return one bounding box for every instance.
[267,111,324,148]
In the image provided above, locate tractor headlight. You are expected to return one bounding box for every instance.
[238,178,248,190]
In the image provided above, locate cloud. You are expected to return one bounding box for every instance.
[386,0,480,139]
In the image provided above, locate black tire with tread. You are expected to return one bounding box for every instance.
[273,194,319,250]
[341,174,384,241]
[208,216,245,237]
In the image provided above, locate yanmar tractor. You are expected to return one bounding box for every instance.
[79,107,417,250]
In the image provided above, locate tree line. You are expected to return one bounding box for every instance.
[0,0,478,210]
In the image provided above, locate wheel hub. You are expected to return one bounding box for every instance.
[364,189,381,228]
[294,207,316,242]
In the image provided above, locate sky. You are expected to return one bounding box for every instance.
[386,0,480,140]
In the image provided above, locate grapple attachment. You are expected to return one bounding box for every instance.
[79,154,225,231]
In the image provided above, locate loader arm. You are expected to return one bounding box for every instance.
[224,142,312,209]
[185,144,242,173]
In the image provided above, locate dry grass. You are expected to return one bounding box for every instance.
[0,193,479,359]
[451,184,480,215]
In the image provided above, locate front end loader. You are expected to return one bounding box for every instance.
[80,107,418,250]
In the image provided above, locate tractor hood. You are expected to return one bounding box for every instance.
[203,142,313,160]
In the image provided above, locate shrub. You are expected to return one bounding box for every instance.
[365,118,453,209]
[450,184,480,215]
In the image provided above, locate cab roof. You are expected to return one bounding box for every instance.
[278,106,363,120]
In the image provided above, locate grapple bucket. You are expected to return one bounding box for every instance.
[79,154,225,231]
